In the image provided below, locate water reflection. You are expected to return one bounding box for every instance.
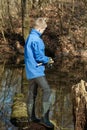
[0,56,87,130]
[0,67,22,130]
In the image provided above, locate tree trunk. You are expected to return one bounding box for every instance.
[7,0,13,31]
[21,0,26,37]
[72,80,87,130]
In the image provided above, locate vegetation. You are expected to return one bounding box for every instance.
[0,0,87,61]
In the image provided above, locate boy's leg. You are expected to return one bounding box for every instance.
[28,79,40,122]
[35,76,54,128]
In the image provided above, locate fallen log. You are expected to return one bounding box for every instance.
[72,80,87,130]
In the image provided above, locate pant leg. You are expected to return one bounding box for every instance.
[34,76,52,116]
[27,80,38,119]
[28,79,38,104]
[34,76,51,103]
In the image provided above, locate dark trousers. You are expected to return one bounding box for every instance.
[28,76,51,104]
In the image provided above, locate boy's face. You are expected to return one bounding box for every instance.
[41,24,47,34]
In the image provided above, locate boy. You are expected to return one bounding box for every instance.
[24,17,54,128]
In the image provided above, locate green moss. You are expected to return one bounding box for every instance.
[11,93,28,118]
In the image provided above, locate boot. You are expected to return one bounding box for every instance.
[40,102,54,128]
[28,103,40,123]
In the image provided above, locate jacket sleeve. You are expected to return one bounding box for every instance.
[31,41,49,64]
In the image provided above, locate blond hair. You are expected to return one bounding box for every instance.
[34,17,47,29]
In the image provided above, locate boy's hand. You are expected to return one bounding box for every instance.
[48,57,54,65]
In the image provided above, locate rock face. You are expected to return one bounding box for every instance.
[72,80,87,130]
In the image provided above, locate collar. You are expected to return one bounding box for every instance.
[31,28,41,37]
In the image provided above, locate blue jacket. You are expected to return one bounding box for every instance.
[24,29,49,79]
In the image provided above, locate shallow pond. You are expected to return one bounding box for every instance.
[0,56,87,130]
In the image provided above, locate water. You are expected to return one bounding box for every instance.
[0,56,87,130]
